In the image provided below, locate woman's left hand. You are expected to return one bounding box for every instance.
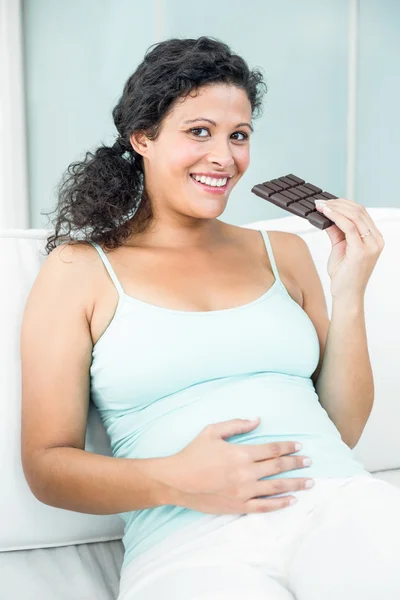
[314,199,385,300]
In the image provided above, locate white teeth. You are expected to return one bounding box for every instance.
[192,175,228,187]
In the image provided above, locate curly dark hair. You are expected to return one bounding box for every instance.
[42,36,268,255]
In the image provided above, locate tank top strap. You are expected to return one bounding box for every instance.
[259,229,283,287]
[89,241,125,299]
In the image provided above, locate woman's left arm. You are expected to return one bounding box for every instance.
[288,198,385,449]
[314,295,374,449]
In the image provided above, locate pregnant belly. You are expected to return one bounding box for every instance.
[112,372,364,479]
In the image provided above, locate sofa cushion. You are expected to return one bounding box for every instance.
[0,230,124,552]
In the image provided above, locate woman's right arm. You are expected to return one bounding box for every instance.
[20,242,177,515]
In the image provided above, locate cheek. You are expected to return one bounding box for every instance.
[235,147,250,171]
[170,145,204,173]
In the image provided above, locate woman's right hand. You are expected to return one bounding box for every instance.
[166,417,314,514]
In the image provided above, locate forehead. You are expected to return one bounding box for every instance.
[168,84,252,123]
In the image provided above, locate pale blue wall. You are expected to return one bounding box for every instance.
[22,0,159,228]
[356,0,400,208]
[22,0,399,229]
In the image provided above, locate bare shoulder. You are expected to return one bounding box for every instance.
[31,241,100,323]
[43,240,99,281]
[266,230,313,275]
[45,240,98,266]
[228,224,308,268]
[266,229,308,254]
[229,224,304,255]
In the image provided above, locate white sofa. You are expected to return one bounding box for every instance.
[1,208,399,600]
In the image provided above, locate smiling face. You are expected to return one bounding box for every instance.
[130,83,253,240]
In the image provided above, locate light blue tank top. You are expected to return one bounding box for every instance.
[89,230,368,573]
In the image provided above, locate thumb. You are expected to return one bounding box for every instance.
[210,417,260,440]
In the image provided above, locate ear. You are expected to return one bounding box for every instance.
[129,131,150,158]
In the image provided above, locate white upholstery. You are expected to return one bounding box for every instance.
[0,230,124,552]
[1,207,399,553]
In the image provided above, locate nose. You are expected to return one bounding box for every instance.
[207,138,235,170]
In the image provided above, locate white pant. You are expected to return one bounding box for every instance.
[116,474,400,599]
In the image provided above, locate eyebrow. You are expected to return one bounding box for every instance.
[182,117,254,132]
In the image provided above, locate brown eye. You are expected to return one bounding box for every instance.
[232,131,249,141]
[189,127,209,137]
[189,128,249,141]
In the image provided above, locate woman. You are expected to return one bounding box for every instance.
[21,37,399,600]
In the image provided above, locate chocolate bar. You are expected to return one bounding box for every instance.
[251,174,337,230]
